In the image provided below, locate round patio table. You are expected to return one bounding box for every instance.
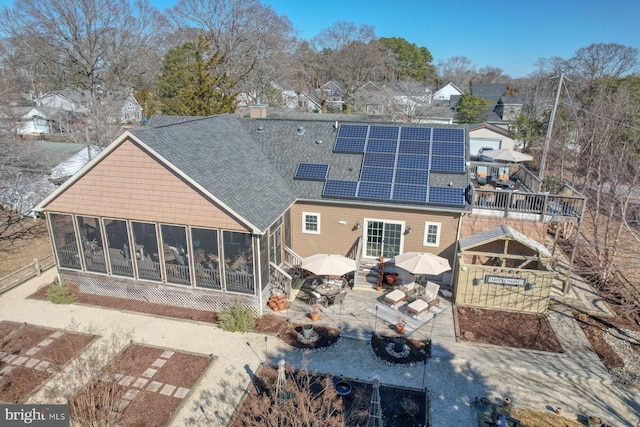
[315,283,341,296]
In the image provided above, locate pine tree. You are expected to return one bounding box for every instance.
[155,35,237,116]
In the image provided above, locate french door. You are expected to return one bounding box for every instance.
[365,220,403,258]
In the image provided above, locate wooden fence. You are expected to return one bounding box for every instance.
[0,254,55,294]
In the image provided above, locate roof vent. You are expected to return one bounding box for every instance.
[316,139,322,144]
[334,121,339,129]
[257,124,264,131]
[297,126,305,135]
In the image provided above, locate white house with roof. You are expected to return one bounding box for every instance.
[432,82,464,102]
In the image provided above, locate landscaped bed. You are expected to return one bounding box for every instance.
[0,321,94,403]
[228,364,427,426]
[71,343,213,427]
[455,306,563,352]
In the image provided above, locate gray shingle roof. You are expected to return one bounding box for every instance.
[131,115,295,231]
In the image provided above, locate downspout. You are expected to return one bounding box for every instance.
[451,212,466,294]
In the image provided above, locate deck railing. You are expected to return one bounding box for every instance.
[225,270,255,294]
[166,263,191,285]
[194,266,221,290]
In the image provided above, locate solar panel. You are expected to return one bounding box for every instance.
[431,141,465,157]
[363,152,396,168]
[428,187,466,205]
[369,125,399,139]
[337,124,368,139]
[397,154,429,169]
[360,167,394,183]
[323,180,357,198]
[432,127,465,142]
[334,137,366,153]
[294,163,329,180]
[430,155,465,172]
[395,168,429,185]
[366,138,398,153]
[356,181,392,199]
[398,140,430,155]
[399,127,431,141]
[391,184,428,203]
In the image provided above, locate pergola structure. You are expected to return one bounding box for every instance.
[453,224,555,313]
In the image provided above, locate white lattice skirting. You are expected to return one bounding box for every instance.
[62,272,261,314]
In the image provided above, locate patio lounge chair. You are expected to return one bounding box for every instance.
[309,291,328,307]
[476,165,488,185]
[406,282,440,317]
[498,167,509,181]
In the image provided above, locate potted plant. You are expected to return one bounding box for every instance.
[302,324,314,339]
[385,272,399,285]
[309,304,321,321]
[396,319,406,334]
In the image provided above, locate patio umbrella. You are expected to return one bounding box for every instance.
[393,251,451,276]
[300,253,357,276]
[482,149,533,163]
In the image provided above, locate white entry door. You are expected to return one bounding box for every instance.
[365,220,403,258]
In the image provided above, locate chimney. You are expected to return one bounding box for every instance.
[249,104,267,119]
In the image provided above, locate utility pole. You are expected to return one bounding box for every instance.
[539,71,564,183]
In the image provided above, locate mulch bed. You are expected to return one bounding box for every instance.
[30,284,219,324]
[0,321,94,403]
[229,364,426,427]
[456,306,563,352]
[573,312,629,369]
[279,322,341,350]
[370,334,431,365]
[71,343,213,427]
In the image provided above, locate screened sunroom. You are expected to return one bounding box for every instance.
[48,212,259,295]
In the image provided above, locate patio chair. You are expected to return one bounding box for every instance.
[476,165,488,185]
[498,167,509,181]
[309,291,328,307]
[328,290,347,311]
[406,281,440,317]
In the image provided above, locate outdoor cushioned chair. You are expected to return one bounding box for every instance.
[398,282,416,294]
[309,291,328,307]
[498,167,509,181]
[406,282,440,317]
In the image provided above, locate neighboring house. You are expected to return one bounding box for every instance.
[35,114,471,315]
[432,82,464,105]
[297,91,323,112]
[468,123,516,157]
[17,107,80,136]
[120,94,143,124]
[269,81,299,109]
[318,81,345,112]
[470,83,523,123]
[35,91,90,114]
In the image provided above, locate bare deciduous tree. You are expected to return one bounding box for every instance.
[569,42,638,81]
[436,55,477,91]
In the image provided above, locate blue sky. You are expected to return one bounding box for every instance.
[2,0,638,78]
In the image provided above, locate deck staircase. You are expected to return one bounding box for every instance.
[353,257,380,291]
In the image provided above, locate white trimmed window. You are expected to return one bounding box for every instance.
[302,212,320,234]
[423,222,441,247]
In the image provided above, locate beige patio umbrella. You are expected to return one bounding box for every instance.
[393,251,451,276]
[301,253,357,276]
[482,149,533,163]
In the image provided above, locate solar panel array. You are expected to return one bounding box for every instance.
[323,124,467,206]
[294,163,329,181]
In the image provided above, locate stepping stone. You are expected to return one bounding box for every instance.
[119,375,135,386]
[1,354,17,363]
[50,331,64,339]
[142,368,157,378]
[160,384,176,396]
[112,399,130,412]
[160,350,174,359]
[132,378,148,389]
[0,366,14,375]
[174,387,190,399]
[38,339,54,347]
[25,348,40,356]
[122,389,139,400]
[151,358,167,368]
[146,381,162,392]
[11,356,29,366]
[25,359,40,368]
[35,361,50,371]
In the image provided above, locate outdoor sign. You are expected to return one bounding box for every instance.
[485,275,525,286]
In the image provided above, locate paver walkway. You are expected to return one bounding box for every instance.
[1,266,639,426]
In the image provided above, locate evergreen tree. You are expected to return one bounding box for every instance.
[155,36,237,116]
[456,94,492,123]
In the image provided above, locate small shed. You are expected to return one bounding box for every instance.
[453,224,554,313]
